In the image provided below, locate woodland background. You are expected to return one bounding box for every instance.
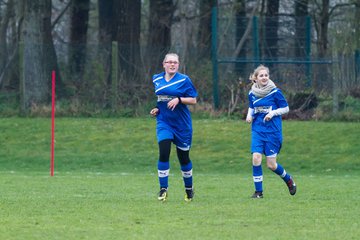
[0,0,359,120]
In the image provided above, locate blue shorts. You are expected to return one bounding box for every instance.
[251,131,282,156]
[157,126,192,151]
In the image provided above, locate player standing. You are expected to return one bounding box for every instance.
[246,65,296,198]
[150,53,198,202]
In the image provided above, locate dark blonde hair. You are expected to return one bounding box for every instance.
[163,53,180,63]
[249,65,269,83]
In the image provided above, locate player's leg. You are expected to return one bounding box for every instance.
[157,139,172,201]
[265,140,296,196]
[156,126,174,201]
[251,131,264,198]
[173,131,194,202]
[176,147,194,202]
[252,152,264,198]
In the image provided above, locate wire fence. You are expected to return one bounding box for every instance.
[212,13,360,112]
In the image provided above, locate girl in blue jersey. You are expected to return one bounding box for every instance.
[246,65,296,198]
[149,53,198,202]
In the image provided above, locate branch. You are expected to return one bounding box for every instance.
[51,0,72,29]
[224,0,260,76]
[329,3,357,17]
[0,46,17,87]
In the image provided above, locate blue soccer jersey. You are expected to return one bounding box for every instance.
[153,72,198,150]
[248,88,288,134]
[248,88,288,155]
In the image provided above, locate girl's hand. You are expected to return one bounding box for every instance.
[246,116,253,123]
[167,98,180,111]
[150,108,159,116]
[264,112,274,121]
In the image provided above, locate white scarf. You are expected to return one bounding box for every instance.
[251,79,276,98]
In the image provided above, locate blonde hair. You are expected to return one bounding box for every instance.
[249,64,269,83]
[163,53,180,63]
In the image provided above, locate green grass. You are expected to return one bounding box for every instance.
[0,118,359,239]
[1,118,359,174]
[0,172,359,239]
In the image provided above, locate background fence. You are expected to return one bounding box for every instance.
[212,12,359,108]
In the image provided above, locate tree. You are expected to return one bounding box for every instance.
[68,0,90,94]
[114,0,141,82]
[311,0,346,91]
[356,2,360,83]
[113,0,142,106]
[147,0,174,73]
[295,0,309,60]
[315,0,330,59]
[265,0,279,66]
[356,1,360,50]
[0,0,15,89]
[198,0,216,59]
[98,0,114,108]
[234,0,247,76]
[20,0,62,112]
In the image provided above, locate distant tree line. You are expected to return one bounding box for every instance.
[0,0,359,116]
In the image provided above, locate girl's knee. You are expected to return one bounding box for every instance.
[266,159,277,170]
[252,153,262,165]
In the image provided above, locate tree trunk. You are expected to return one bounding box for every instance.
[113,0,142,106]
[355,2,360,83]
[295,0,308,59]
[198,0,216,59]
[265,0,279,67]
[21,0,61,113]
[98,0,114,109]
[114,0,141,81]
[0,0,13,89]
[356,1,360,49]
[314,0,330,92]
[234,0,247,76]
[317,0,329,59]
[68,0,90,94]
[147,0,173,73]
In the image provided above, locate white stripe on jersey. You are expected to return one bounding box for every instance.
[253,89,278,105]
[153,76,163,82]
[155,78,186,93]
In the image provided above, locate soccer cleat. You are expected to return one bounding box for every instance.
[286,177,297,195]
[184,188,194,202]
[251,191,263,198]
[158,188,168,201]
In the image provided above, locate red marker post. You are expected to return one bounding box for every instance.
[50,70,55,176]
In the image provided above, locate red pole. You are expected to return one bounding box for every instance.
[50,70,55,176]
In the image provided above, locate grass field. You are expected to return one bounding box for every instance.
[0,118,359,239]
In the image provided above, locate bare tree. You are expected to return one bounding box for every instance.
[265,0,279,67]
[98,0,114,108]
[0,0,15,89]
[198,0,216,59]
[295,0,309,60]
[68,0,90,94]
[113,0,142,106]
[234,0,247,76]
[114,0,141,82]
[147,0,174,73]
[314,0,330,59]
[356,1,360,83]
[20,0,62,113]
[310,0,356,91]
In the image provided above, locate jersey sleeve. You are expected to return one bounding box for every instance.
[152,72,164,90]
[183,77,198,97]
[248,92,254,108]
[274,89,288,109]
